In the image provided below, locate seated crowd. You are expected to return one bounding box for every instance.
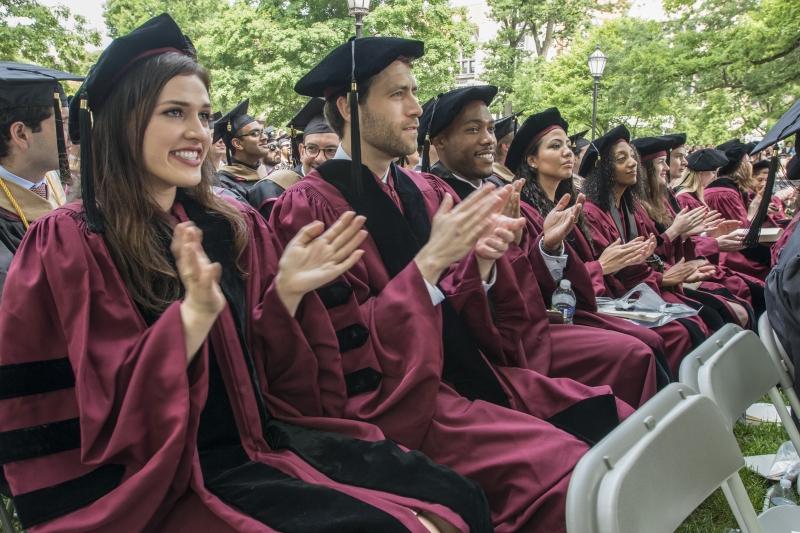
[1,14,799,533]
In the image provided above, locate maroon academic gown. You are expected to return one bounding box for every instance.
[0,201,490,533]
[703,178,771,279]
[772,212,800,266]
[583,199,711,374]
[511,201,661,406]
[637,200,754,326]
[270,162,633,533]
[676,191,767,291]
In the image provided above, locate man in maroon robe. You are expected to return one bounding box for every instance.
[270,36,633,533]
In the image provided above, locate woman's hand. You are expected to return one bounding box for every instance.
[542,192,584,253]
[660,258,694,288]
[276,211,367,315]
[598,237,651,275]
[666,206,706,239]
[172,222,226,363]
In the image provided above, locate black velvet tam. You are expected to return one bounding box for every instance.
[68,13,194,143]
[716,138,749,175]
[631,134,684,160]
[687,148,729,172]
[494,113,520,141]
[418,85,497,142]
[505,107,568,173]
[294,37,424,98]
[578,124,631,177]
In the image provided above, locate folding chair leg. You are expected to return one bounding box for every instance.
[767,387,800,457]
[724,474,762,533]
[783,386,800,420]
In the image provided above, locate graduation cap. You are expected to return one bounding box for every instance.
[569,129,590,149]
[578,124,630,178]
[505,107,569,174]
[0,62,83,192]
[212,99,258,165]
[751,99,800,154]
[295,36,424,193]
[631,135,684,163]
[686,148,728,172]
[494,112,521,142]
[417,85,497,172]
[68,13,195,232]
[208,111,222,131]
[288,97,334,138]
[716,139,749,176]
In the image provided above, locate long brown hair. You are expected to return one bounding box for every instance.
[92,52,247,315]
[638,159,673,227]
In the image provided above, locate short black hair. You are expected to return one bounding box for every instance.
[0,105,52,158]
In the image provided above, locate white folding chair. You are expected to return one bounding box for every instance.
[758,313,800,417]
[567,384,700,533]
[678,323,742,392]
[697,330,800,456]
[568,383,800,533]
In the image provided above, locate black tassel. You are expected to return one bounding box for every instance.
[225,144,233,165]
[79,99,104,233]
[421,138,431,173]
[348,39,363,195]
[52,93,70,187]
[420,96,439,174]
[744,155,779,248]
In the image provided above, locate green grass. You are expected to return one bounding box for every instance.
[677,416,790,532]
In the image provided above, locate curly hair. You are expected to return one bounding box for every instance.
[584,149,637,213]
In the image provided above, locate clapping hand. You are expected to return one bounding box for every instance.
[276,211,367,315]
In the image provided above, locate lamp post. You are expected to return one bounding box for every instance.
[588,47,607,141]
[347,0,371,38]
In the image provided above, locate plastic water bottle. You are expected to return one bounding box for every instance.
[765,476,797,510]
[552,279,577,325]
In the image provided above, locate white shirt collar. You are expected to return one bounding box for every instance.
[333,144,391,183]
[0,164,46,190]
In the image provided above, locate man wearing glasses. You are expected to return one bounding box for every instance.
[213,99,273,202]
[249,98,339,218]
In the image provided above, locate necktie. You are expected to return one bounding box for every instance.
[30,181,48,200]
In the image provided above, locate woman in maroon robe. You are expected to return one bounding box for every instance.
[0,16,492,533]
[271,36,633,533]
[674,148,768,310]
[703,139,772,279]
[579,125,720,374]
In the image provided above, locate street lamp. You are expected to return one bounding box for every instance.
[588,47,607,141]
[347,0,371,38]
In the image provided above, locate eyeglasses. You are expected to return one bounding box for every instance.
[304,145,338,158]
[265,143,279,151]
[236,129,269,139]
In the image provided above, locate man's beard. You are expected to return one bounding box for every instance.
[360,109,416,158]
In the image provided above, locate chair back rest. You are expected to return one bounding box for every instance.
[567,384,694,533]
[679,323,742,391]
[698,330,781,428]
[595,394,746,533]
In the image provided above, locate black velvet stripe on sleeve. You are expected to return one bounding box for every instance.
[264,420,494,533]
[13,464,125,529]
[546,394,620,446]
[316,280,353,308]
[344,367,382,396]
[0,418,79,465]
[336,323,370,351]
[0,358,74,399]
